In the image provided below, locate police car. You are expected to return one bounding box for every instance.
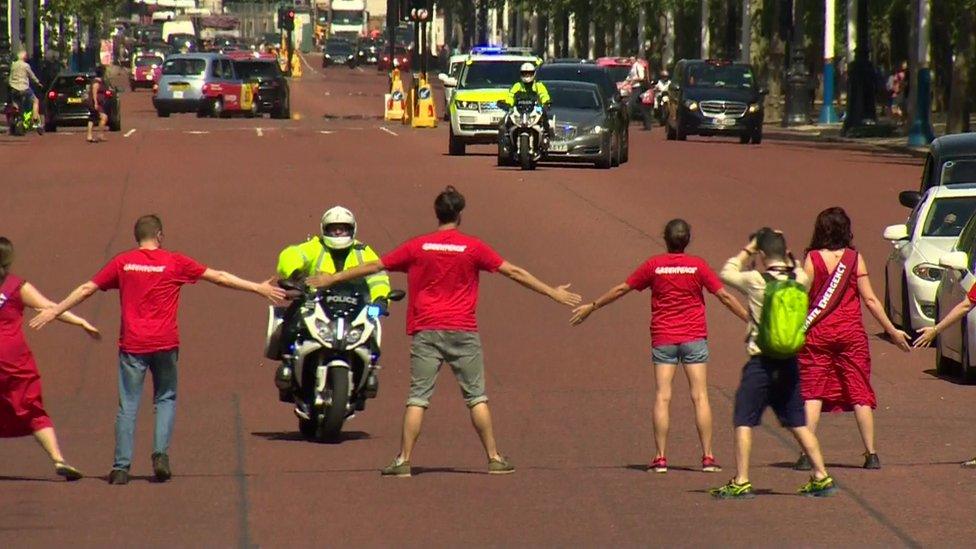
[437,53,467,121]
[445,47,539,155]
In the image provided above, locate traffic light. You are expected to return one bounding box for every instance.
[278,6,295,31]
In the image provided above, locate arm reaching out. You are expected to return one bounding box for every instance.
[21,282,100,338]
[915,298,974,348]
[855,255,910,352]
[570,282,631,326]
[497,261,581,306]
[308,261,385,289]
[201,269,286,303]
[714,287,749,322]
[29,281,100,330]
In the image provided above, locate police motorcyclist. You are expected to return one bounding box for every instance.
[652,69,671,119]
[273,206,391,405]
[503,62,553,142]
[8,50,42,125]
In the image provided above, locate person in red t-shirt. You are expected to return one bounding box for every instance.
[570,219,748,474]
[32,215,284,485]
[309,186,581,477]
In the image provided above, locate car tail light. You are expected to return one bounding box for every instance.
[105,90,114,97]
[47,90,56,99]
[152,84,159,95]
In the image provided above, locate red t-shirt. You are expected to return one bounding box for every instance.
[381,229,504,335]
[625,253,723,346]
[967,280,976,304]
[91,248,207,354]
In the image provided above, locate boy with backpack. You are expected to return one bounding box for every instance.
[711,229,835,499]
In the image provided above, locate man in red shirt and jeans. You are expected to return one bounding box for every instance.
[571,219,748,473]
[32,215,283,485]
[310,186,580,476]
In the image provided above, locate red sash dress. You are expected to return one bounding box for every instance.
[0,275,54,437]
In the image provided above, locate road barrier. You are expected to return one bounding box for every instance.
[385,68,406,122]
[411,76,437,128]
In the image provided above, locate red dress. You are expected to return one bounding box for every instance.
[0,274,54,437]
[798,250,876,412]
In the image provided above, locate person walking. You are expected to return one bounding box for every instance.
[30,215,284,485]
[793,207,910,472]
[711,229,835,499]
[86,65,108,143]
[308,186,581,477]
[1,237,99,480]
[570,219,749,473]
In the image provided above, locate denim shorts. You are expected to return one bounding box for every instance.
[651,339,709,365]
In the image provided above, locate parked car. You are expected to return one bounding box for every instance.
[884,184,976,333]
[917,133,976,193]
[537,62,630,164]
[44,72,121,132]
[665,58,766,144]
[153,53,258,118]
[932,210,976,383]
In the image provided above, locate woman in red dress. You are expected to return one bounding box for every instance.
[1,237,99,479]
[795,208,910,470]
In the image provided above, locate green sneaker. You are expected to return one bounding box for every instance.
[380,457,411,477]
[798,475,837,497]
[709,478,754,499]
[961,457,976,469]
[488,456,515,475]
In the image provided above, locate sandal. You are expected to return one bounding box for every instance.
[55,461,83,481]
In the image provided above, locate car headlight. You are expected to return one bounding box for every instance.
[589,125,603,134]
[685,100,698,111]
[359,50,365,55]
[455,100,478,110]
[747,103,760,113]
[325,54,331,58]
[912,263,944,282]
[345,327,364,343]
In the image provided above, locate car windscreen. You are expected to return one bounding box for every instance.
[605,66,631,83]
[326,43,354,54]
[135,56,163,67]
[686,63,755,88]
[234,61,279,79]
[332,10,364,25]
[538,67,615,97]
[548,85,602,110]
[162,58,206,76]
[460,61,524,89]
[52,76,88,93]
[922,197,976,237]
[941,160,976,185]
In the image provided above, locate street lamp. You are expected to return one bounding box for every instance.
[783,0,811,126]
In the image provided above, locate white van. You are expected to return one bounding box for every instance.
[162,20,196,42]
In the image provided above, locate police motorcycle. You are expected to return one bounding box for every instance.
[265,276,405,441]
[496,91,549,171]
[4,89,43,136]
[651,76,671,126]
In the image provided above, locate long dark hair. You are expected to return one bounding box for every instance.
[807,207,855,253]
[0,237,13,284]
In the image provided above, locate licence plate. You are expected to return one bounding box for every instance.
[550,142,568,152]
[172,91,184,99]
[67,97,82,104]
[717,117,736,126]
[169,84,189,91]
[491,114,503,123]
[147,73,154,80]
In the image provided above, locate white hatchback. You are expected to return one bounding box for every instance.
[932,212,976,383]
[884,184,976,332]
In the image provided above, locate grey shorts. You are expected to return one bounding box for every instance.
[651,339,710,365]
[407,330,487,409]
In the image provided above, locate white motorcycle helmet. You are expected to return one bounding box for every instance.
[320,206,357,250]
[519,62,536,84]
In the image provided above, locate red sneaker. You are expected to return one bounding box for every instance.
[702,455,722,473]
[648,456,667,473]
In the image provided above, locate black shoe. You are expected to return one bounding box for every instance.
[793,453,812,471]
[278,389,294,403]
[365,372,379,398]
[274,365,294,391]
[863,453,881,470]
[108,469,129,485]
[152,452,172,482]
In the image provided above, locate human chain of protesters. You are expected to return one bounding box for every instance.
[2,188,971,497]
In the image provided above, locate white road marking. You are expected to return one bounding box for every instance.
[379,127,398,136]
[355,66,364,73]
[324,91,331,96]
[319,130,334,135]
[256,127,264,137]
[185,130,210,135]
[124,129,136,138]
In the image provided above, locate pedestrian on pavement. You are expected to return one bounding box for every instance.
[793,207,910,472]
[30,215,285,485]
[914,281,976,468]
[0,237,99,481]
[711,229,835,499]
[307,186,582,477]
[570,219,749,473]
[86,65,108,143]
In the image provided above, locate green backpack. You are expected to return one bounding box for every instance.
[756,272,808,358]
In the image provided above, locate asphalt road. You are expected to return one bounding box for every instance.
[1,55,973,548]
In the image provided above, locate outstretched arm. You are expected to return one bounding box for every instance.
[20,282,100,338]
[497,261,581,306]
[308,261,385,288]
[29,281,99,330]
[201,269,285,303]
[570,282,631,326]
[915,298,974,348]
[856,255,910,352]
[715,287,749,322]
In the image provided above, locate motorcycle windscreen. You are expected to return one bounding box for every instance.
[318,282,370,319]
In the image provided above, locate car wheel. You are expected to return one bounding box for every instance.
[751,130,763,144]
[676,120,687,141]
[739,133,751,144]
[883,271,893,320]
[934,301,957,376]
[620,127,629,163]
[962,319,976,384]
[901,279,915,337]
[611,133,621,167]
[665,120,676,140]
[448,128,465,156]
[595,134,612,169]
[109,113,122,132]
[44,118,57,132]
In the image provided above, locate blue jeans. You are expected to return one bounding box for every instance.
[113,350,178,471]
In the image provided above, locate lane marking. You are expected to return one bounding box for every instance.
[185,130,210,135]
[232,394,253,549]
[319,130,334,135]
[355,66,364,73]
[379,127,398,136]
[124,129,136,138]
[255,127,263,137]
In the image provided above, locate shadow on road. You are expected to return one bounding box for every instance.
[251,430,372,444]
[0,475,64,483]
[411,466,488,476]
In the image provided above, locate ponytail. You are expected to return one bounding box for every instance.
[0,237,13,284]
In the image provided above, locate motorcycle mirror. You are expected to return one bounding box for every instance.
[388,289,406,302]
[496,100,510,110]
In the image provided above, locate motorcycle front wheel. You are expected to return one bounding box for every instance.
[317,367,350,441]
[518,133,534,171]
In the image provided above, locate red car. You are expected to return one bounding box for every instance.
[130,54,164,91]
[596,56,649,98]
[377,46,411,72]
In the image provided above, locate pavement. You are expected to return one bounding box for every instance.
[1,54,974,547]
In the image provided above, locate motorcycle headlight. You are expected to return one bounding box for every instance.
[912,264,944,282]
[345,327,364,344]
[684,100,699,111]
[314,318,334,342]
[747,103,760,113]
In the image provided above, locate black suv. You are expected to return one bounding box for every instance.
[665,59,765,144]
[537,63,630,164]
[44,72,121,132]
[232,59,290,119]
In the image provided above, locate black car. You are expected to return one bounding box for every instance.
[322,39,356,68]
[536,63,630,164]
[665,59,766,144]
[44,72,121,132]
[233,59,290,119]
[541,80,619,169]
[355,36,383,65]
[917,133,976,192]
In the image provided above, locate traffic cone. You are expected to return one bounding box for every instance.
[411,76,437,128]
[385,68,406,122]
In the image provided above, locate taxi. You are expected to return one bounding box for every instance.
[446,46,539,155]
[130,54,164,91]
[153,53,260,118]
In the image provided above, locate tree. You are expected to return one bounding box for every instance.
[946,0,975,133]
